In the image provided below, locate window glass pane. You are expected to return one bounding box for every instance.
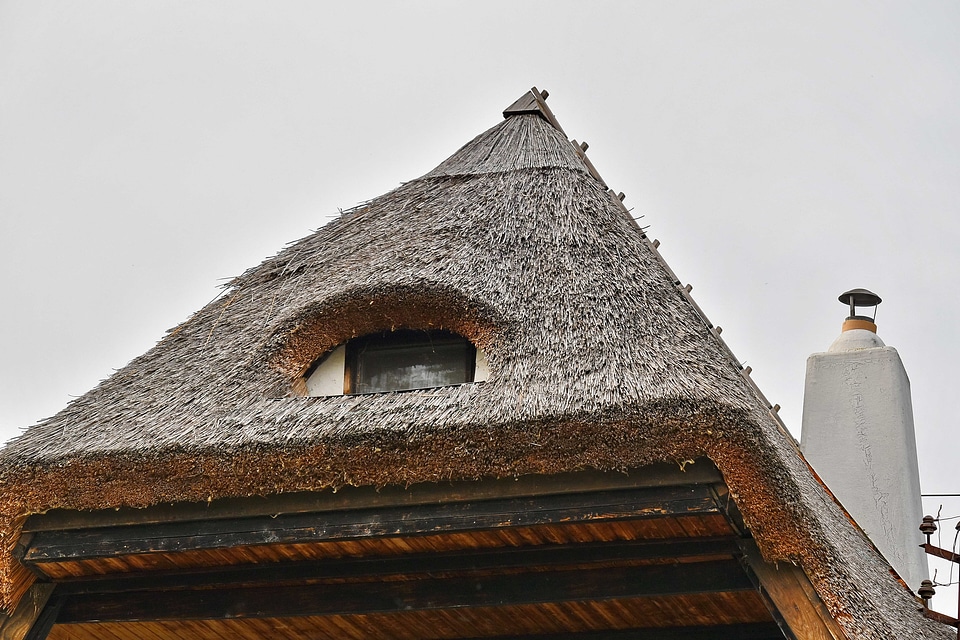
[350,331,473,394]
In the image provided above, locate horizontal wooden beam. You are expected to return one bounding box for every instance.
[25,485,720,563]
[55,536,741,595]
[923,607,959,628]
[24,462,724,532]
[459,622,786,640]
[922,543,960,564]
[55,558,752,622]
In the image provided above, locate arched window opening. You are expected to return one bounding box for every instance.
[305,330,489,396]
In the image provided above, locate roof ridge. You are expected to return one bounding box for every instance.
[502,86,566,135]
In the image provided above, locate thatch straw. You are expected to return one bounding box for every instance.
[0,108,949,638]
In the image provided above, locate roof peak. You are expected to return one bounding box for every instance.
[502,87,566,135]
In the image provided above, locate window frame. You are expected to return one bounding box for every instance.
[341,329,477,395]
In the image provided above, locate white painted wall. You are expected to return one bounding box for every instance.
[305,345,346,396]
[474,349,490,383]
[801,329,928,591]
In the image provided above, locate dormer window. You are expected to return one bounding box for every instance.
[305,330,489,396]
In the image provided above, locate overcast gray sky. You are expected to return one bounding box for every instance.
[2,0,959,613]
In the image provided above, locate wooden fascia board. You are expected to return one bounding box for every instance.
[23,484,722,563]
[23,461,724,533]
[739,539,848,640]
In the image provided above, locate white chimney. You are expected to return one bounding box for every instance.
[801,288,928,591]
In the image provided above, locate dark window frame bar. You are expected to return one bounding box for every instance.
[344,329,476,394]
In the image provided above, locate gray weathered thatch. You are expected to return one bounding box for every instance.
[0,91,950,638]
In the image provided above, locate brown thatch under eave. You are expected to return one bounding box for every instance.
[0,98,950,638]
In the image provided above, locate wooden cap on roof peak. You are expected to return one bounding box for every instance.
[502,87,565,135]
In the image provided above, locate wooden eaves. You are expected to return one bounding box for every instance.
[5,460,842,640]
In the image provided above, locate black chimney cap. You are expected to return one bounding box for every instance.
[838,288,882,307]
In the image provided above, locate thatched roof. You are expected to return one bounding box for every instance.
[0,89,950,638]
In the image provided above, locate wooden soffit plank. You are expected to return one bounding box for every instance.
[54,536,741,595]
[55,559,753,623]
[457,622,787,639]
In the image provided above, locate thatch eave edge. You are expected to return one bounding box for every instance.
[0,399,946,638]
